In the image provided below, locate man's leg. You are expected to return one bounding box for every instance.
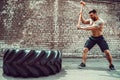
[104,50,112,65]
[82,47,89,64]
[79,37,96,67]
[104,50,115,70]
[79,48,89,68]
[97,36,115,70]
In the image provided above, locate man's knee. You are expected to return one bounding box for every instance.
[104,50,110,54]
[83,48,89,53]
[104,50,111,56]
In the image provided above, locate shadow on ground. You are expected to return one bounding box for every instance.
[2,68,67,80]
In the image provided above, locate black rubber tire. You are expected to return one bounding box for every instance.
[3,49,62,77]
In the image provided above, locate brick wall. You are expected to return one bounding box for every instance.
[0,0,120,57]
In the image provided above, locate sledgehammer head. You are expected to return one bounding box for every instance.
[80,1,86,6]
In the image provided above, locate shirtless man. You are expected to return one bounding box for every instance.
[77,2,115,70]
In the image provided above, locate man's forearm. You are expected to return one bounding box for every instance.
[80,16,86,24]
[78,27,89,30]
[77,26,98,30]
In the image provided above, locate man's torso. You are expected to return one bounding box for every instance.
[89,18,104,37]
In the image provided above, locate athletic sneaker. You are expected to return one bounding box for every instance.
[109,64,115,70]
[79,62,86,68]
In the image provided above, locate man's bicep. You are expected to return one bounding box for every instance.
[95,21,104,27]
[84,20,90,24]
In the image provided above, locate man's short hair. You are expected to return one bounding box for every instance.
[89,9,97,14]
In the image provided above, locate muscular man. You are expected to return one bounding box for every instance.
[77,2,115,70]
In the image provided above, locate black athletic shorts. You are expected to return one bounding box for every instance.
[84,35,109,52]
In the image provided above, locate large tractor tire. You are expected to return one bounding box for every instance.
[3,49,62,77]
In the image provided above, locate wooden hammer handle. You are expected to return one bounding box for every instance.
[77,0,86,26]
[77,5,83,26]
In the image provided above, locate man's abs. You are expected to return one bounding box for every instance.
[91,29,103,37]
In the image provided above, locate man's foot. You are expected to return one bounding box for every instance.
[78,63,86,69]
[109,64,115,70]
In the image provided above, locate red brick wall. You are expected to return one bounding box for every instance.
[0,0,120,57]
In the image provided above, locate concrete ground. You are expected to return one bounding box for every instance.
[0,57,120,80]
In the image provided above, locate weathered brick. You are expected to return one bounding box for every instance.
[0,0,120,57]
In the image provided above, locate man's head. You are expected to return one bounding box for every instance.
[89,9,98,21]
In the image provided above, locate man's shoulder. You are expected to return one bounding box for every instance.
[98,18,104,23]
[93,18,104,27]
